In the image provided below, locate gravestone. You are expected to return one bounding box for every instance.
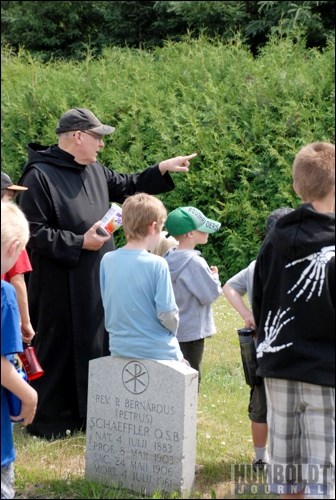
[85,356,198,496]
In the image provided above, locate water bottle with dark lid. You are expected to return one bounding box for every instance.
[237,327,262,386]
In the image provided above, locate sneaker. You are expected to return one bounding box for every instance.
[195,463,204,475]
[252,459,268,473]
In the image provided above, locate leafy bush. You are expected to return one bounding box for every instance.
[1,34,334,279]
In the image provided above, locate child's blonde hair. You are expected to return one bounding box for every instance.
[122,193,167,241]
[150,231,178,256]
[293,142,335,202]
[1,201,29,251]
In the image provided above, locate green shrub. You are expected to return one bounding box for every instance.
[1,34,334,280]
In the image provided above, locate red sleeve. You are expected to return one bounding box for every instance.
[5,249,32,281]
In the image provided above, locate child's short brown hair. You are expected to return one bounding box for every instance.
[122,193,167,241]
[293,142,335,202]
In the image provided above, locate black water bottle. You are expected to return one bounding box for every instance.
[237,327,262,386]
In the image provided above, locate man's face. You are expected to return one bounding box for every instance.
[73,130,105,164]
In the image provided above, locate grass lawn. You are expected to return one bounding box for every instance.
[13,296,276,499]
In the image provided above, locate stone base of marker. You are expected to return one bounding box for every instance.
[85,356,198,497]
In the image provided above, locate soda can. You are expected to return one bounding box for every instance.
[97,203,122,236]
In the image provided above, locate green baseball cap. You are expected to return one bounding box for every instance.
[165,207,221,236]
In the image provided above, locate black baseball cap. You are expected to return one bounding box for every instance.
[55,108,115,135]
[1,172,28,191]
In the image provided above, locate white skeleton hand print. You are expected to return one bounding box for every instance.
[286,245,335,302]
[257,307,294,359]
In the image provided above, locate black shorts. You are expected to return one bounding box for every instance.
[248,380,267,423]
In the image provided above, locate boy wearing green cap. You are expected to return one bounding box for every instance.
[164,207,223,388]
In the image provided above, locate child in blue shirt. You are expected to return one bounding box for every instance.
[1,202,38,499]
[100,193,183,362]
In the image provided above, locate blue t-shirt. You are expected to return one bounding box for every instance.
[1,280,23,467]
[100,249,182,361]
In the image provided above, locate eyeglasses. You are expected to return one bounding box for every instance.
[80,130,104,142]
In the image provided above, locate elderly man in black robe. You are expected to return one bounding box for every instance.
[17,107,196,439]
